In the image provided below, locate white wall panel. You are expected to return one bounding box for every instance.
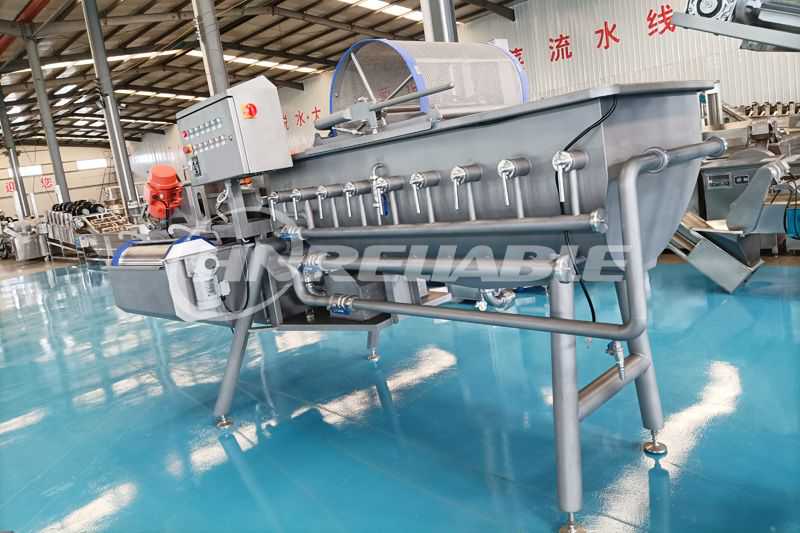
[0,145,115,217]
[128,126,184,184]
[460,0,800,105]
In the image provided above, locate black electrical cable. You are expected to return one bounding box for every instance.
[221,240,252,314]
[555,96,619,323]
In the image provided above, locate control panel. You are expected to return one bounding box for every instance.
[176,76,292,186]
[701,162,761,220]
[707,173,732,189]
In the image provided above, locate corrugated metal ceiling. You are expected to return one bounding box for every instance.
[0,0,513,146]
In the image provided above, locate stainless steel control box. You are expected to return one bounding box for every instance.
[176,76,293,185]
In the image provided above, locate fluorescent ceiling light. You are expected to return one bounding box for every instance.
[28,135,105,142]
[188,50,320,74]
[54,98,71,107]
[10,50,181,75]
[90,121,104,127]
[114,89,203,102]
[337,0,423,21]
[75,107,94,114]
[121,118,172,125]
[8,165,43,178]
[73,120,90,126]
[76,158,108,171]
[54,84,77,95]
[7,106,22,114]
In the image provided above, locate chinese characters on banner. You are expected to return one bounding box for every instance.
[647,4,677,35]
[595,21,620,50]
[40,176,54,190]
[3,181,15,194]
[549,34,573,62]
[548,4,675,63]
[511,47,525,65]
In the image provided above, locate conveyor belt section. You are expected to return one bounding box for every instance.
[668,212,764,293]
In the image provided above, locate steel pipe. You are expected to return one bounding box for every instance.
[0,90,31,218]
[578,353,651,420]
[421,0,458,42]
[317,255,558,284]
[191,0,229,96]
[289,139,726,341]
[298,212,605,240]
[82,0,139,215]
[550,275,581,513]
[24,36,70,203]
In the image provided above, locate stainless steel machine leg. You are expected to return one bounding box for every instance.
[615,281,668,456]
[550,278,585,532]
[213,242,269,427]
[367,328,380,361]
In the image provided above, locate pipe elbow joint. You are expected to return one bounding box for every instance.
[706,136,728,158]
[618,317,647,341]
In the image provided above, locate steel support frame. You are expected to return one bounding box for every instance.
[421,0,459,42]
[0,88,31,218]
[191,0,230,96]
[82,0,140,215]
[213,241,271,422]
[24,36,70,203]
[285,138,725,529]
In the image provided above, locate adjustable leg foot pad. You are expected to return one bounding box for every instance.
[643,430,668,457]
[215,415,234,429]
[558,514,586,533]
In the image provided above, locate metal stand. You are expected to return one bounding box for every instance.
[643,430,668,457]
[558,513,587,533]
[615,281,668,457]
[367,329,380,361]
[213,241,269,426]
[549,277,584,532]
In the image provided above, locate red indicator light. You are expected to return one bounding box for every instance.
[242,103,258,119]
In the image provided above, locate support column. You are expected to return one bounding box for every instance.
[549,277,583,531]
[213,241,269,426]
[191,0,229,95]
[420,0,458,42]
[0,89,31,218]
[24,37,70,203]
[614,280,664,431]
[81,0,139,214]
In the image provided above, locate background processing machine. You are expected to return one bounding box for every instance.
[108,39,731,533]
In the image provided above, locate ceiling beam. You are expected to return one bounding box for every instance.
[5,92,188,112]
[1,64,257,93]
[15,137,113,148]
[462,0,515,20]
[0,43,304,90]
[115,83,204,99]
[33,6,404,40]
[221,41,337,68]
[0,19,23,37]
[53,124,163,136]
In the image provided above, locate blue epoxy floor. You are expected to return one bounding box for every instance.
[0,263,798,532]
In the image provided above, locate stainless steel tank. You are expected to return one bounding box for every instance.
[270,82,712,272]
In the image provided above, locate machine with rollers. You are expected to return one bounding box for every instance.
[109,39,730,532]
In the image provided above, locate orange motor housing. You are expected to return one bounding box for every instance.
[145,164,184,220]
